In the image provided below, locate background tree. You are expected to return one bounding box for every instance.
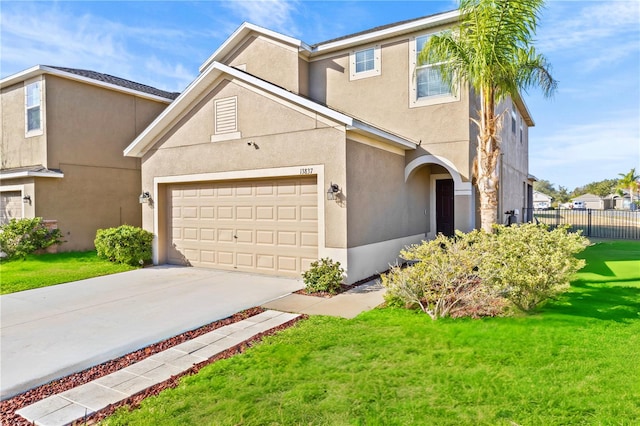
[616,168,639,205]
[533,179,556,196]
[572,179,618,198]
[421,0,557,232]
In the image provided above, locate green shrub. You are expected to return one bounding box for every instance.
[94,225,153,266]
[302,257,345,294]
[0,217,64,259]
[381,231,507,320]
[479,223,589,312]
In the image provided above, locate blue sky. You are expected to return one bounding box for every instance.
[1,0,638,191]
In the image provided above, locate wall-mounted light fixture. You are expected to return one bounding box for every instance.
[22,195,31,204]
[247,140,259,149]
[326,183,340,201]
[139,191,151,204]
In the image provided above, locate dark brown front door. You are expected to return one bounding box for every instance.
[436,179,454,236]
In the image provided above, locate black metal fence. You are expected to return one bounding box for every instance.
[521,208,640,240]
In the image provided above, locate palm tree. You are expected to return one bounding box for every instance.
[616,168,639,207]
[419,0,557,232]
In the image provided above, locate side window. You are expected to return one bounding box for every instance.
[349,45,381,80]
[511,110,517,134]
[25,81,42,135]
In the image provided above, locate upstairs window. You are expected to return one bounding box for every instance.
[349,45,380,80]
[520,117,524,144]
[410,33,457,108]
[415,35,451,99]
[25,81,42,134]
[511,110,517,133]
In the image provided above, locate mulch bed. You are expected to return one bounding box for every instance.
[0,308,307,426]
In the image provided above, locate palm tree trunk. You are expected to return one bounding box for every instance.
[475,86,501,233]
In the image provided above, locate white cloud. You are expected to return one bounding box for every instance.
[530,112,640,187]
[221,0,300,36]
[0,3,212,91]
[538,1,640,62]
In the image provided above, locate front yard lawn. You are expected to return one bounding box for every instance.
[0,251,137,295]
[104,241,640,425]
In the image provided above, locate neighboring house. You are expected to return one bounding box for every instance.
[572,193,605,210]
[124,10,535,283]
[607,192,631,210]
[533,190,552,209]
[0,65,177,251]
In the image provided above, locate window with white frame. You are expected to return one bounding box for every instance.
[410,34,456,107]
[25,81,42,134]
[511,110,517,134]
[350,45,380,80]
[415,35,451,98]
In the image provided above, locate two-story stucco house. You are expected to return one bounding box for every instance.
[124,10,535,283]
[0,66,177,251]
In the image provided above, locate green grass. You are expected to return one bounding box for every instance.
[0,251,137,294]
[104,241,640,426]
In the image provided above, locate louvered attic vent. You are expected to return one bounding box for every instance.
[211,96,241,142]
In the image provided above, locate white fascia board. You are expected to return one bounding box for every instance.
[199,22,311,73]
[0,65,45,88]
[126,61,412,157]
[0,65,174,103]
[312,10,459,55]
[0,170,65,179]
[218,62,353,125]
[513,92,535,127]
[125,63,224,157]
[347,120,416,151]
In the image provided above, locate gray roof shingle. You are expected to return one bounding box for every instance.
[311,10,455,48]
[46,66,180,100]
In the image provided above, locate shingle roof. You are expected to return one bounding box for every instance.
[311,9,455,48]
[45,66,180,100]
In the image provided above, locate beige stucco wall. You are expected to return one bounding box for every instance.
[140,77,349,263]
[309,33,473,181]
[497,98,530,222]
[346,139,430,248]
[0,79,47,169]
[1,74,170,251]
[224,35,303,95]
[34,165,142,250]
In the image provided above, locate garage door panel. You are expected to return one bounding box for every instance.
[167,177,318,276]
[236,206,253,220]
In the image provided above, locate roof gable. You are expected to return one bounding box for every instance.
[124,62,415,157]
[0,65,178,102]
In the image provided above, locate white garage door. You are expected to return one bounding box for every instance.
[167,177,318,277]
[1,191,23,225]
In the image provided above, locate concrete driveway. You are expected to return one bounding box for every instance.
[0,266,303,400]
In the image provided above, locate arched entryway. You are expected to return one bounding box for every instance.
[405,155,474,238]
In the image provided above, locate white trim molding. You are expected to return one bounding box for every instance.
[346,233,425,284]
[405,154,471,194]
[151,165,327,266]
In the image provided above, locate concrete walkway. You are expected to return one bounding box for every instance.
[263,279,385,319]
[1,266,303,400]
[9,273,386,426]
[16,310,300,426]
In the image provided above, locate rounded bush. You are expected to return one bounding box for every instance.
[302,258,345,294]
[94,225,153,266]
[0,217,63,259]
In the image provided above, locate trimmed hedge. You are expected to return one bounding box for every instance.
[94,225,153,266]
